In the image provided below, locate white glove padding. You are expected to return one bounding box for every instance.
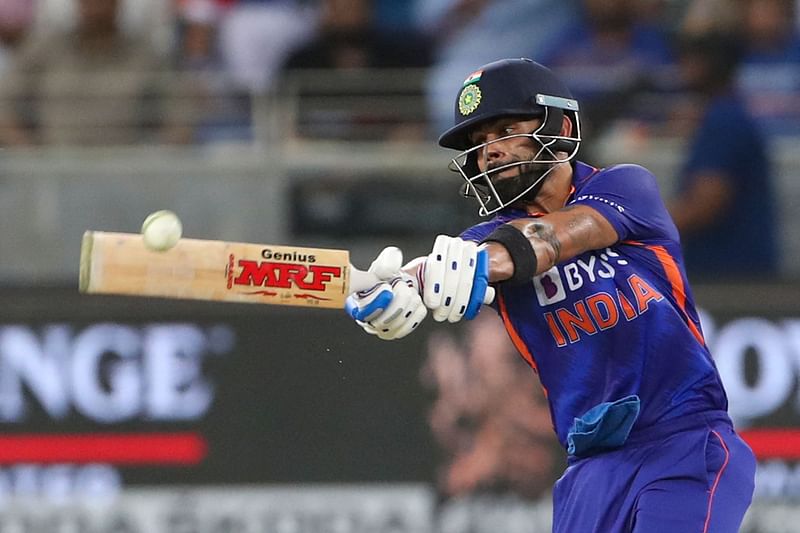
[346,275,427,340]
[422,235,491,323]
[344,246,427,340]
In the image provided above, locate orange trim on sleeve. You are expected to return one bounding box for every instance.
[497,292,550,399]
[497,292,538,372]
[624,241,705,346]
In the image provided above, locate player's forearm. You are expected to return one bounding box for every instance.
[485,206,618,283]
[482,221,567,283]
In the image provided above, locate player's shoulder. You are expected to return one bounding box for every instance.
[574,161,660,195]
[578,161,657,181]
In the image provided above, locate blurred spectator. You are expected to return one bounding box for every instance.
[0,0,182,146]
[540,0,675,146]
[35,0,174,54]
[173,0,254,143]
[216,0,317,92]
[417,0,578,138]
[680,0,742,35]
[176,0,225,73]
[668,31,779,279]
[737,0,800,136]
[281,0,433,142]
[284,0,431,70]
[421,313,557,500]
[373,0,416,31]
[0,1,35,75]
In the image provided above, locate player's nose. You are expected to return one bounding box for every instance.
[482,137,505,162]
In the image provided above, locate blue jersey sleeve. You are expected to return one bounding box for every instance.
[572,164,678,243]
[460,221,497,243]
[458,211,527,243]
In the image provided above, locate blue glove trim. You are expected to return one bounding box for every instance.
[463,249,489,320]
[345,288,393,322]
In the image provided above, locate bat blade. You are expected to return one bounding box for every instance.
[79,231,378,309]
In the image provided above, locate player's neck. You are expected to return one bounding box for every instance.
[524,162,573,216]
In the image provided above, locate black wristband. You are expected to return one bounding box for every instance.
[481,224,538,286]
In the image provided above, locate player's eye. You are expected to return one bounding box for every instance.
[469,131,486,145]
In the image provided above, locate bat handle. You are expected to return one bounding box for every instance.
[349,265,496,305]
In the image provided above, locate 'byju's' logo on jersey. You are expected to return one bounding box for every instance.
[533,248,630,306]
[534,266,567,305]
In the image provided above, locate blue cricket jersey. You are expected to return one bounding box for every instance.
[461,161,729,452]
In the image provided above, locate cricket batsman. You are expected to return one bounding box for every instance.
[346,58,756,532]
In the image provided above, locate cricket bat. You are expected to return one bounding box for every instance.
[79,231,383,309]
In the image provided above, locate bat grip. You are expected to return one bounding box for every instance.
[349,265,496,305]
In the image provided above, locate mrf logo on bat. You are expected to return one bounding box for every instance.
[226,248,344,303]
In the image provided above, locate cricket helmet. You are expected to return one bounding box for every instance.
[439,58,581,216]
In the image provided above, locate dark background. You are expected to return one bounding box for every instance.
[1,282,799,488]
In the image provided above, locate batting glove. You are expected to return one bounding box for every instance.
[422,235,492,323]
[345,247,428,340]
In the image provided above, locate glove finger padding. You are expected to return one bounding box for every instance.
[373,279,427,340]
[422,235,451,309]
[370,278,414,327]
[346,283,394,322]
[345,245,407,323]
[431,238,462,322]
[346,276,426,341]
[423,236,480,323]
[355,319,379,336]
[447,240,479,323]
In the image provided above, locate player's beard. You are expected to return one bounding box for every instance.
[487,159,552,207]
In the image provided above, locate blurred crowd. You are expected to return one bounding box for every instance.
[0,0,795,277]
[0,2,793,262]
[0,0,431,146]
[0,0,798,145]
[0,0,796,510]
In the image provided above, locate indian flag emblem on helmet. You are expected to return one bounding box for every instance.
[458,84,482,116]
[462,70,483,85]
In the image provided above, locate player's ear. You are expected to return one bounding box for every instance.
[560,115,573,137]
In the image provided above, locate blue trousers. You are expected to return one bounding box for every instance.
[552,411,756,533]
